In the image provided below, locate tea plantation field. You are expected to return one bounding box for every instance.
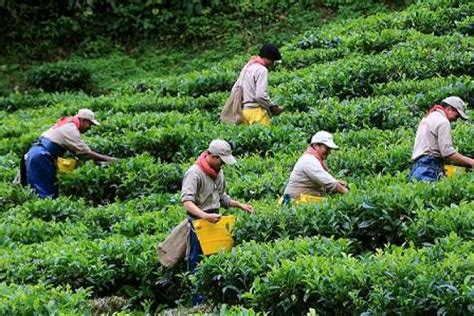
[1,0,473,314]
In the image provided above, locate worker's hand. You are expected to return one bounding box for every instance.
[338,180,348,188]
[270,105,284,116]
[240,203,254,214]
[205,213,222,223]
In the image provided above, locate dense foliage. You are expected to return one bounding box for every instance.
[0,0,472,314]
[3,1,413,45]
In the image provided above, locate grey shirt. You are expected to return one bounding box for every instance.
[233,63,275,112]
[412,110,457,161]
[181,165,232,214]
[284,154,339,198]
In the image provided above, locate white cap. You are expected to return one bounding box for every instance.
[208,139,237,165]
[311,131,339,149]
[442,96,469,120]
[77,109,100,125]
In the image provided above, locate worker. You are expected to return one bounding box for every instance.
[283,131,348,204]
[181,139,253,305]
[234,43,284,126]
[24,109,115,198]
[410,96,473,181]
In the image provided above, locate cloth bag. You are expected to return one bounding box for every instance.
[12,154,28,186]
[220,86,244,124]
[157,219,190,268]
[220,65,249,124]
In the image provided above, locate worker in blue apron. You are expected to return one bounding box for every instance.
[410,96,473,182]
[24,109,116,198]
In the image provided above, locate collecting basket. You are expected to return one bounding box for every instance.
[57,157,77,173]
[296,194,324,204]
[193,215,236,255]
[444,164,466,177]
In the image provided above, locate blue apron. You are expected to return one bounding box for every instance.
[26,137,66,198]
[409,155,445,182]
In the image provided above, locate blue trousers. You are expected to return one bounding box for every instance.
[188,220,205,306]
[281,193,292,205]
[188,224,203,273]
[26,138,65,199]
[409,155,444,182]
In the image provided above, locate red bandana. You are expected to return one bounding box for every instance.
[53,116,81,129]
[196,152,219,180]
[305,146,328,171]
[426,105,450,118]
[247,56,267,67]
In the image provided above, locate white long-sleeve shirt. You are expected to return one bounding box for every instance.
[284,154,338,198]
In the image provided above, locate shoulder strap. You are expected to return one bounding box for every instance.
[235,63,251,88]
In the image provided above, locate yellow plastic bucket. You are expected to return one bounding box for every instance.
[296,194,324,205]
[193,215,236,256]
[278,194,324,206]
[57,158,77,173]
[444,164,466,178]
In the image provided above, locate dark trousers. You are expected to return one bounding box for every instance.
[188,220,205,306]
[281,193,292,205]
[188,224,203,273]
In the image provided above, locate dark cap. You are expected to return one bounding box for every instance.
[259,43,282,61]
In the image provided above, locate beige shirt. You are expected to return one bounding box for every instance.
[233,63,275,111]
[41,122,91,155]
[181,165,232,214]
[284,154,338,198]
[412,110,456,161]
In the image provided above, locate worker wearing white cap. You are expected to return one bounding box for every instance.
[283,131,348,204]
[181,139,253,305]
[410,96,473,181]
[22,109,115,198]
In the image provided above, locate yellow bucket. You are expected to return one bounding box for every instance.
[57,157,77,173]
[296,194,324,205]
[278,194,324,205]
[193,215,236,256]
[444,164,466,178]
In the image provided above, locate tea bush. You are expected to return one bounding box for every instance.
[195,236,355,305]
[403,201,474,244]
[25,62,94,93]
[233,174,474,249]
[246,235,473,314]
[0,0,473,313]
[0,283,91,315]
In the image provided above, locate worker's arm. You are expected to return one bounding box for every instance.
[85,151,116,162]
[305,158,348,195]
[219,179,254,213]
[59,126,115,162]
[228,199,254,213]
[446,152,474,168]
[183,200,221,223]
